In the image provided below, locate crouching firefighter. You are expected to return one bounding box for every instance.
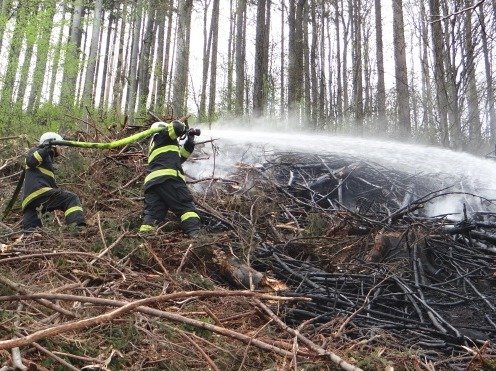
[139,120,201,237]
[21,132,86,232]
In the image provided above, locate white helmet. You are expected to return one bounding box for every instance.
[39,132,63,145]
[151,121,167,129]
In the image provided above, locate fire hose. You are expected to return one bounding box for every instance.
[1,126,201,220]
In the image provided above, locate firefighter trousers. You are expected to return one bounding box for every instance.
[22,189,85,232]
[141,178,201,235]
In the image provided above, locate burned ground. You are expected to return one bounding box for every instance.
[1,129,496,370]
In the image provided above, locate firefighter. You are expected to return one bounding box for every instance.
[139,120,201,237]
[22,132,86,232]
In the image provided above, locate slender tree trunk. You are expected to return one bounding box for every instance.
[92,9,106,104]
[374,0,386,126]
[392,0,411,136]
[309,1,318,127]
[419,0,433,134]
[27,0,57,112]
[199,0,212,120]
[234,0,246,116]
[126,0,143,120]
[464,0,481,145]
[138,0,155,111]
[303,3,311,125]
[253,0,267,117]
[172,0,193,116]
[226,0,235,113]
[319,5,326,123]
[47,3,68,104]
[167,15,178,104]
[479,4,496,140]
[1,2,30,108]
[280,0,285,118]
[207,0,220,122]
[104,8,119,109]
[0,0,11,52]
[61,0,84,107]
[113,1,127,114]
[81,0,103,109]
[76,15,90,104]
[350,0,363,133]
[152,4,166,112]
[334,1,342,121]
[16,41,35,106]
[288,0,306,119]
[340,0,349,117]
[429,0,449,145]
[99,10,115,110]
[162,4,174,110]
[440,1,462,148]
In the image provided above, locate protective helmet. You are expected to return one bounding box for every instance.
[151,121,167,129]
[39,132,63,146]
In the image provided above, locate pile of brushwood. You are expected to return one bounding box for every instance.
[1,123,496,370]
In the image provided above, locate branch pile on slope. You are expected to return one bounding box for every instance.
[1,130,496,370]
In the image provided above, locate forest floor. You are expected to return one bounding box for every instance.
[1,124,496,371]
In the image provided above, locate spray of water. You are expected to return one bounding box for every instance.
[185,124,496,218]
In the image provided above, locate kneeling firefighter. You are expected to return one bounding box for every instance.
[22,132,86,232]
[139,120,201,237]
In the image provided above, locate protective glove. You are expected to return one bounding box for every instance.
[187,129,196,142]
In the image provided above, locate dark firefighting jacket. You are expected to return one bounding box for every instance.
[21,146,57,210]
[144,121,195,191]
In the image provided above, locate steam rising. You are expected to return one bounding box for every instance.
[185,124,496,218]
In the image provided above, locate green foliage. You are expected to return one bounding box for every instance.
[106,319,140,350]
[353,349,392,370]
[186,272,216,290]
[483,359,496,370]
[304,212,329,236]
[179,316,213,340]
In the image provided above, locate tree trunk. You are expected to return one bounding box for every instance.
[479,4,496,140]
[104,7,119,109]
[1,2,30,108]
[392,0,411,136]
[47,3,68,104]
[126,0,143,121]
[340,0,349,117]
[234,0,246,116]
[113,0,128,114]
[287,0,306,118]
[138,0,156,111]
[253,0,267,117]
[81,0,103,109]
[374,0,386,125]
[152,3,166,112]
[207,0,220,122]
[280,0,285,118]
[442,1,462,148]
[61,0,84,107]
[172,0,193,116]
[303,3,311,125]
[198,0,212,121]
[309,0,318,127]
[464,0,481,145]
[99,9,115,110]
[0,0,11,52]
[429,0,449,145]
[352,0,363,133]
[334,0,342,121]
[27,0,57,113]
[419,0,433,135]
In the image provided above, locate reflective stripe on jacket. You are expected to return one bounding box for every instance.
[21,147,57,209]
[144,122,195,191]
